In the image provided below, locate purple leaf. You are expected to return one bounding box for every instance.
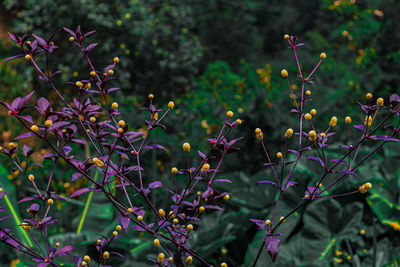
[198,150,206,160]
[214,179,232,183]
[354,124,364,132]
[55,245,74,255]
[62,27,76,38]
[307,156,325,168]
[1,54,25,63]
[23,144,33,157]
[143,144,166,151]
[257,181,277,187]
[72,172,83,181]
[84,30,96,37]
[204,205,223,211]
[32,34,46,47]
[265,236,280,263]
[337,170,357,178]
[85,43,98,52]
[249,219,266,229]
[118,216,130,234]
[70,188,92,198]
[13,132,36,140]
[148,181,162,189]
[18,196,37,203]
[283,181,297,191]
[369,135,399,142]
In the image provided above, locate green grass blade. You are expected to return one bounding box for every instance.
[76,170,99,233]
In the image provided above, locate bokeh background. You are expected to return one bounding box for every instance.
[0,0,400,266]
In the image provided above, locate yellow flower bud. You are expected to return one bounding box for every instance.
[118,120,125,127]
[45,120,53,127]
[158,253,165,263]
[305,113,312,121]
[21,223,31,231]
[115,225,122,231]
[364,116,373,127]
[345,116,352,124]
[226,111,233,117]
[224,194,230,200]
[320,52,327,59]
[90,71,96,76]
[201,163,210,172]
[28,174,34,181]
[281,69,288,78]
[127,208,133,213]
[330,116,338,127]
[154,239,160,247]
[111,102,118,109]
[169,257,173,262]
[171,167,178,173]
[377,97,384,106]
[308,130,317,141]
[306,90,311,96]
[168,101,174,109]
[47,199,54,205]
[148,94,154,99]
[284,34,290,40]
[366,93,373,100]
[69,37,74,42]
[221,263,228,267]
[182,142,191,152]
[107,70,114,75]
[185,256,193,264]
[187,224,193,231]
[159,209,165,217]
[55,242,60,247]
[320,132,326,138]
[265,220,271,225]
[277,152,283,158]
[310,109,317,116]
[31,125,39,133]
[137,215,143,221]
[280,216,286,223]
[173,218,179,224]
[83,256,90,263]
[255,128,261,133]
[359,182,372,194]
[103,251,110,260]
[112,231,118,237]
[113,57,120,63]
[75,81,83,88]
[25,55,31,60]
[199,206,205,213]
[285,128,294,138]
[90,117,96,123]
[236,119,242,125]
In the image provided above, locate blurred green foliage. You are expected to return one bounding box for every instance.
[1,0,400,266]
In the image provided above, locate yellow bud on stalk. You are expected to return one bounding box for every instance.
[107,70,114,75]
[320,52,327,59]
[47,199,54,205]
[112,231,118,237]
[187,224,193,231]
[171,167,178,173]
[377,97,384,106]
[83,256,90,263]
[168,101,175,109]
[113,57,120,63]
[103,251,110,260]
[148,94,154,99]
[265,220,271,225]
[111,102,118,109]
[199,206,205,213]
[284,34,290,40]
[182,142,191,152]
[236,119,242,124]
[308,130,317,141]
[305,113,312,121]
[154,239,160,247]
[115,225,122,231]
[310,109,317,116]
[75,81,83,88]
[90,117,96,123]
[345,116,352,124]
[226,111,233,117]
[118,120,126,127]
[69,37,74,42]
[359,182,372,194]
[285,128,294,138]
[201,163,210,172]
[25,55,31,60]
[306,90,311,96]
[31,125,39,133]
[281,69,288,78]
[221,263,228,267]
[366,93,373,100]
[159,209,165,217]
[137,215,143,221]
[90,71,96,76]
[158,253,165,263]
[186,256,193,264]
[224,194,230,200]
[28,174,35,181]
[276,152,283,158]
[45,120,53,127]
[329,116,338,127]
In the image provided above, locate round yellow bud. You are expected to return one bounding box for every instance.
[360,229,365,235]
[330,116,338,127]
[276,152,283,158]
[173,218,179,224]
[305,113,312,121]
[185,256,193,264]
[306,90,311,96]
[284,34,290,40]
[308,130,317,141]
[127,208,133,213]
[25,55,31,60]
[159,209,165,217]
[28,174,35,181]
[31,125,39,133]
[364,116,373,127]
[69,37,75,42]
[118,120,126,127]
[226,111,233,117]
[255,128,262,134]
[90,117,96,123]
[280,216,286,222]
[112,231,118,236]
[310,109,317,116]
[265,220,271,225]
[45,120,53,127]
[201,163,210,172]
[365,182,372,189]
[366,93,373,100]
[154,239,160,247]
[285,128,294,138]
[47,199,54,205]
[345,116,352,124]
[320,52,327,59]
[320,132,326,138]
[113,57,120,63]
[281,69,288,78]
[221,263,228,267]
[148,94,154,99]
[171,167,178,173]
[96,239,101,244]
[115,225,122,232]
[137,215,143,221]
[236,119,242,125]
[103,251,110,260]
[111,102,118,109]
[75,81,83,88]
[107,70,114,75]
[158,253,165,263]
[90,71,96,76]
[169,257,173,262]
[224,194,230,201]
[187,224,193,231]
[83,256,90,263]
[199,206,205,213]
[55,242,60,247]
[168,101,175,109]
[182,142,191,152]
[377,97,384,106]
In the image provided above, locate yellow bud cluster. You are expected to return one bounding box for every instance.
[111,102,118,109]
[159,209,165,217]
[187,224,193,231]
[158,253,165,263]
[329,116,337,127]
[255,128,263,141]
[103,251,110,260]
[359,182,372,194]
[202,163,210,172]
[285,128,293,138]
[310,109,317,116]
[93,157,105,167]
[364,116,373,127]
[308,130,317,141]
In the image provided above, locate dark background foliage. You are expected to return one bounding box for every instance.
[1,0,400,266]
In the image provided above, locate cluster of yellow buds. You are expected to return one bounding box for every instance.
[359,182,372,194]
[308,130,317,141]
[93,157,104,167]
[201,163,210,172]
[185,256,193,264]
[285,128,293,138]
[158,253,165,264]
[329,116,337,127]
[159,209,166,217]
[255,128,263,141]
[364,116,373,127]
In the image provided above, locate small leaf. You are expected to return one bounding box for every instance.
[265,236,280,263]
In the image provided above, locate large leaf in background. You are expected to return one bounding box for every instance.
[0,163,33,247]
[367,189,400,231]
